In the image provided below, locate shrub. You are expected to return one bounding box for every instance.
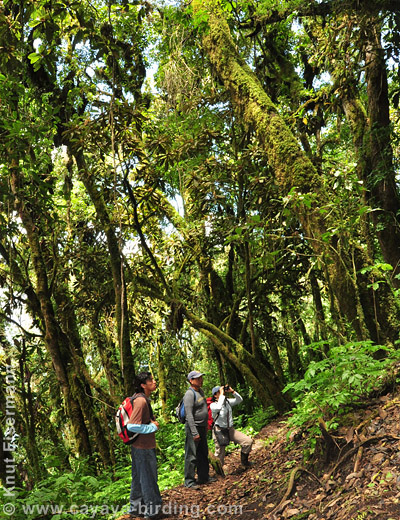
[283,340,400,435]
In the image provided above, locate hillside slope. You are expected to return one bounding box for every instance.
[123,387,400,519]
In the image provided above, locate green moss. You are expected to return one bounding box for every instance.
[202,13,319,196]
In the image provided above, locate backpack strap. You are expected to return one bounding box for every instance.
[188,386,200,409]
[131,392,154,422]
[183,387,197,421]
[212,397,226,428]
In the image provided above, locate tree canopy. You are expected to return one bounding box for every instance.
[1,0,400,502]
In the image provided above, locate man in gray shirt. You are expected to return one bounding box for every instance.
[183,371,214,488]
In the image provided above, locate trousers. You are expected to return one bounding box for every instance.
[212,426,253,465]
[129,446,162,517]
[184,424,209,487]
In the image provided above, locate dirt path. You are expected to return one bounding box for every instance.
[120,389,400,520]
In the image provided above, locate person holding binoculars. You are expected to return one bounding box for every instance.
[210,385,253,468]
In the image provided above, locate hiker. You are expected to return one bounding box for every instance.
[183,370,216,489]
[126,372,166,520]
[210,385,253,468]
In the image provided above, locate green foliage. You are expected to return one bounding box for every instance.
[350,512,368,520]
[234,405,277,434]
[359,262,399,293]
[284,341,400,435]
[156,420,187,490]
[4,467,130,520]
[4,403,270,519]
[1,0,400,509]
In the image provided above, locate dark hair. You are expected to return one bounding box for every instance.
[134,371,153,393]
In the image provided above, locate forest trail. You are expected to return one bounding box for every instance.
[121,385,400,520]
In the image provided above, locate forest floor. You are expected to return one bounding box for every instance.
[121,386,400,520]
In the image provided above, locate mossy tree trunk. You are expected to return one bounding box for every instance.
[9,167,117,466]
[90,310,122,402]
[156,335,169,420]
[363,16,400,287]
[339,19,400,287]
[19,342,44,483]
[53,283,114,467]
[192,5,397,343]
[10,166,92,459]
[184,308,291,412]
[309,269,328,346]
[261,310,285,385]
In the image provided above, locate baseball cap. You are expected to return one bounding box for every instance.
[212,386,221,396]
[187,370,204,381]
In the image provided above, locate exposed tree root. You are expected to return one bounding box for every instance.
[270,433,400,517]
[269,466,324,515]
[323,434,400,486]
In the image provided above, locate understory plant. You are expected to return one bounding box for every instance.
[4,405,269,519]
[283,340,400,437]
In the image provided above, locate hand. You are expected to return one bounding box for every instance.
[152,420,159,429]
[193,434,200,442]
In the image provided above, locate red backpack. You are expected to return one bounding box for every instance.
[206,397,214,431]
[115,393,152,444]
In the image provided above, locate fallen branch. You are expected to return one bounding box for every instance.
[353,446,363,473]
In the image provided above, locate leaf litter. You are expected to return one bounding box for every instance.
[119,387,400,520]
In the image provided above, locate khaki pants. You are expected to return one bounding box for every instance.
[212,426,253,465]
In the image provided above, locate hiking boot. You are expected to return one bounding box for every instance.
[197,477,217,484]
[240,451,253,467]
[185,483,201,490]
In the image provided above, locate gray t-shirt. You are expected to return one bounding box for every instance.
[183,387,208,437]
